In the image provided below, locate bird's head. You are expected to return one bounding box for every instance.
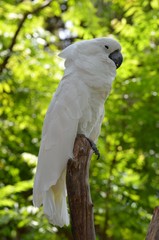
[59,37,123,70]
[80,37,123,69]
[96,37,123,69]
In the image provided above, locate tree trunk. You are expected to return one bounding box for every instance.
[146,207,159,240]
[66,134,96,240]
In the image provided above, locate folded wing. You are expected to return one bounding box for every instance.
[33,80,83,226]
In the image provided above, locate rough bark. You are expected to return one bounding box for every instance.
[66,134,96,240]
[146,207,159,240]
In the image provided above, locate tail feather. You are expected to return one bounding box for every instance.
[43,170,69,227]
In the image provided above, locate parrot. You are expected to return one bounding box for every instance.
[33,37,123,227]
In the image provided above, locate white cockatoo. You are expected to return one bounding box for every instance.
[33,37,123,227]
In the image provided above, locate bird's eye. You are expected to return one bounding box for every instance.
[105,45,109,49]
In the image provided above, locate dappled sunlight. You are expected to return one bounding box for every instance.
[0,0,159,239]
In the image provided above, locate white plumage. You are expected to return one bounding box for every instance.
[33,37,122,227]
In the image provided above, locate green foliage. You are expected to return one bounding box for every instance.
[0,0,159,239]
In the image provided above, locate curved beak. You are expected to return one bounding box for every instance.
[109,50,123,69]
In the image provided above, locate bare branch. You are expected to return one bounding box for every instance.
[0,0,53,74]
[146,207,159,240]
[66,134,96,240]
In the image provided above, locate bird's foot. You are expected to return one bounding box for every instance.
[86,137,100,160]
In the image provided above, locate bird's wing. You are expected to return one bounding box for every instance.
[89,106,105,142]
[33,80,83,207]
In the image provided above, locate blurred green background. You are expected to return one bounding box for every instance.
[0,0,159,239]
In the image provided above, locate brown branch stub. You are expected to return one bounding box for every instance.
[66,134,96,240]
[146,207,159,240]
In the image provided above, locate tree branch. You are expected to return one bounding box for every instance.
[66,134,96,240]
[0,0,53,74]
[146,207,159,240]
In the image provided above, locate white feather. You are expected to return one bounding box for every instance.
[33,37,122,227]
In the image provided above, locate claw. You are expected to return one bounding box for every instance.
[86,137,100,160]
